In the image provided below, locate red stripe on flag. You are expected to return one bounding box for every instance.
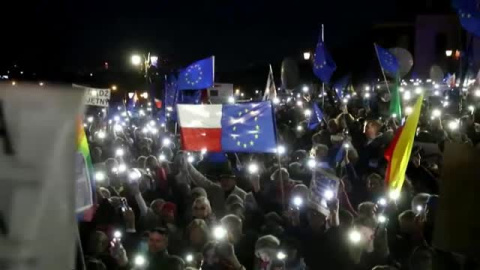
[180,127,222,152]
[384,126,404,184]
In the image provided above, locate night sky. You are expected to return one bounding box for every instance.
[0,0,444,85]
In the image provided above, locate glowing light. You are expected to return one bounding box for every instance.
[405,106,413,115]
[307,158,316,169]
[342,98,348,104]
[39,82,44,86]
[87,116,94,123]
[277,251,287,260]
[277,145,286,155]
[141,92,149,99]
[139,109,146,116]
[114,124,123,132]
[159,154,166,161]
[475,90,480,97]
[213,226,227,240]
[415,87,422,94]
[114,231,122,238]
[468,105,475,113]
[95,171,106,182]
[349,229,362,244]
[403,91,411,101]
[186,254,194,263]
[128,92,134,99]
[296,101,303,107]
[201,148,207,155]
[399,87,404,92]
[364,93,370,99]
[293,196,303,207]
[302,86,309,93]
[128,169,141,181]
[228,96,235,104]
[248,163,259,174]
[377,197,387,206]
[365,86,370,91]
[448,120,459,130]
[115,148,125,157]
[111,85,117,91]
[324,189,334,201]
[97,131,106,139]
[434,90,440,96]
[162,138,171,146]
[303,52,311,60]
[416,205,423,213]
[304,109,312,117]
[389,190,400,201]
[114,115,120,122]
[378,215,387,223]
[445,50,453,57]
[134,255,146,266]
[432,109,441,118]
[187,156,195,163]
[273,97,280,105]
[131,55,142,66]
[392,113,397,118]
[118,164,127,173]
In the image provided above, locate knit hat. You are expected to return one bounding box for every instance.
[255,235,280,253]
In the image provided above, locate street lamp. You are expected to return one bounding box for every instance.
[111,85,117,91]
[131,55,142,66]
[303,52,311,60]
[445,50,453,57]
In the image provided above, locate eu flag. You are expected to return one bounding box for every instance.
[177,57,215,90]
[308,103,324,130]
[374,44,399,75]
[221,102,277,153]
[458,10,480,37]
[313,39,336,83]
[333,75,351,100]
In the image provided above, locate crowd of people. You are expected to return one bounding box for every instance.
[78,82,480,270]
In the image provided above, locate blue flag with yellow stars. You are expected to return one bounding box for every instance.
[221,101,277,153]
[374,44,399,75]
[308,103,324,130]
[313,38,336,83]
[178,56,215,90]
[454,1,480,37]
[333,74,351,100]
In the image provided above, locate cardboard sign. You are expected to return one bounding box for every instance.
[74,84,111,107]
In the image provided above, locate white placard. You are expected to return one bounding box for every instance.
[74,84,111,107]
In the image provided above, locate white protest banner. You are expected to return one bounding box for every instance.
[0,83,84,270]
[73,84,111,107]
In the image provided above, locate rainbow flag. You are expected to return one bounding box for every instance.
[384,94,423,194]
[76,118,96,221]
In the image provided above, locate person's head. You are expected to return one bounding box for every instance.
[191,187,207,202]
[186,219,209,249]
[219,174,237,192]
[255,235,280,262]
[150,199,166,216]
[161,202,177,224]
[366,173,384,194]
[137,156,147,168]
[98,187,111,199]
[307,203,328,232]
[91,147,103,163]
[192,196,212,220]
[166,255,185,270]
[364,120,382,140]
[398,210,417,235]
[146,155,159,170]
[311,144,329,160]
[327,119,339,133]
[291,150,308,163]
[354,216,376,252]
[357,202,377,219]
[87,231,109,255]
[105,158,119,177]
[221,214,243,242]
[271,168,290,187]
[225,194,243,208]
[412,193,430,215]
[226,203,245,220]
[291,184,310,201]
[148,227,169,253]
[409,246,434,270]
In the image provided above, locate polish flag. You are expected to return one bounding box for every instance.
[177,104,223,152]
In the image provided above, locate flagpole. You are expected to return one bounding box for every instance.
[374,43,391,94]
[270,100,285,209]
[321,24,325,108]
